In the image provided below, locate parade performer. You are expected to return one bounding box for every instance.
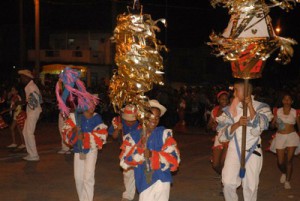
[57,67,108,201]
[18,70,42,161]
[57,112,71,154]
[208,91,229,175]
[6,86,26,150]
[269,93,300,189]
[217,81,272,201]
[108,104,141,201]
[120,100,180,201]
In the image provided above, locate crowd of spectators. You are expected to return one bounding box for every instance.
[1,76,300,131]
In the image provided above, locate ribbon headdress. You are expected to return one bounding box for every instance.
[55,67,99,116]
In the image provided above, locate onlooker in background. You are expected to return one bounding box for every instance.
[18,69,43,161]
[6,86,26,150]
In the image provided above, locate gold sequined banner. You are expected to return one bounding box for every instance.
[109,7,167,122]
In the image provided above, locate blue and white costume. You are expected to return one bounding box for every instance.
[217,99,272,201]
[62,112,108,201]
[120,126,180,201]
[108,116,141,201]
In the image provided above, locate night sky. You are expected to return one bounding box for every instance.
[0,0,300,82]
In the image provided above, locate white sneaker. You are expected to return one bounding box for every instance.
[17,144,26,149]
[23,155,40,161]
[284,181,291,189]
[7,143,17,148]
[280,174,286,184]
[57,149,70,154]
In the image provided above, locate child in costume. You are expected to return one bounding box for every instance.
[108,104,141,201]
[56,67,108,201]
[217,81,273,201]
[208,90,229,175]
[119,100,180,201]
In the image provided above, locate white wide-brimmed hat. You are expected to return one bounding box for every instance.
[18,69,34,79]
[121,104,137,121]
[149,99,167,117]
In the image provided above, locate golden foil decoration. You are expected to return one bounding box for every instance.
[109,6,167,122]
[208,0,299,79]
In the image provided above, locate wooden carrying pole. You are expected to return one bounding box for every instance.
[240,79,249,178]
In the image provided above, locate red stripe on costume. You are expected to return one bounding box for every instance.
[83,133,90,149]
[160,152,179,171]
[162,137,177,150]
[62,118,77,145]
[212,106,220,119]
[119,140,132,159]
[151,151,160,170]
[65,118,76,127]
[124,143,144,166]
[94,129,108,135]
[91,133,104,149]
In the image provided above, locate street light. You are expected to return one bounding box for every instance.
[34,0,40,76]
[275,26,281,34]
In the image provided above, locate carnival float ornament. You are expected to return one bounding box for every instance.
[208,0,299,178]
[208,0,299,79]
[109,1,167,122]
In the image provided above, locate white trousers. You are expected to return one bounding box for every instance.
[74,149,98,201]
[58,114,69,151]
[222,146,262,201]
[122,168,136,200]
[23,110,40,158]
[139,180,170,201]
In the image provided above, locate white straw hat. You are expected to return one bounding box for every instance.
[18,69,34,79]
[149,99,167,117]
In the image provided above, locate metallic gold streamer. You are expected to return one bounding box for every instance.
[109,7,167,122]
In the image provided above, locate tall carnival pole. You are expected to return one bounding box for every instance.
[208,0,299,178]
[109,0,167,183]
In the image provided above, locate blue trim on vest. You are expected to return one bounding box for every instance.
[234,135,259,165]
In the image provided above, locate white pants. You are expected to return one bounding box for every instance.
[23,110,40,158]
[222,146,262,201]
[74,149,98,201]
[122,168,136,200]
[58,114,69,151]
[139,180,170,201]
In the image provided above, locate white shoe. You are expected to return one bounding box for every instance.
[17,144,26,149]
[7,143,17,148]
[57,149,70,154]
[280,174,286,184]
[23,155,39,161]
[284,181,291,189]
[65,150,72,154]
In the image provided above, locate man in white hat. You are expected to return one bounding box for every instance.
[108,104,141,201]
[119,100,180,201]
[18,69,42,161]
